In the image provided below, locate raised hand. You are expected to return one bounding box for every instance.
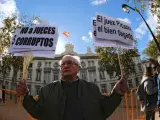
[16,80,29,96]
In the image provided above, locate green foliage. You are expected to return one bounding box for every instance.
[0,55,12,85]
[125,0,160,13]
[142,34,160,59]
[0,17,17,52]
[150,1,160,31]
[95,47,139,77]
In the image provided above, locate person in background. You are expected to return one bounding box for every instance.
[141,66,158,120]
[149,58,160,117]
[16,55,128,120]
[2,85,6,103]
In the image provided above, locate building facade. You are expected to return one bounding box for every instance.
[0,44,143,96]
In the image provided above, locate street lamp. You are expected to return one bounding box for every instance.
[122,4,160,52]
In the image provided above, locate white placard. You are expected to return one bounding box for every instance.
[10,24,59,51]
[92,19,134,49]
[95,13,134,46]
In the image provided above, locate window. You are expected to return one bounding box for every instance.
[135,78,139,86]
[138,63,142,72]
[89,70,96,82]
[44,71,51,83]
[81,72,87,80]
[81,62,86,68]
[88,61,91,67]
[35,86,41,95]
[45,62,48,67]
[53,71,59,81]
[100,84,107,93]
[48,62,51,67]
[128,79,133,88]
[99,70,105,79]
[27,85,31,92]
[88,61,94,67]
[45,62,51,67]
[27,70,32,80]
[53,62,59,68]
[92,61,95,66]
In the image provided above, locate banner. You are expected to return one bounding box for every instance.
[94,13,134,47]
[92,19,134,49]
[10,24,58,51]
[9,24,59,58]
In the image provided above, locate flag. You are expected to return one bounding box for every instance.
[63,32,70,37]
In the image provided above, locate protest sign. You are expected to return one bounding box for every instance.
[9,24,59,80]
[10,24,59,52]
[92,19,134,49]
[95,13,134,46]
[9,24,59,58]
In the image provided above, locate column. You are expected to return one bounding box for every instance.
[32,61,37,83]
[41,63,44,83]
[96,67,100,82]
[87,69,90,82]
[105,71,110,80]
[50,69,53,82]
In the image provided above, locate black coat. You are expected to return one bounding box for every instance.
[23,79,122,120]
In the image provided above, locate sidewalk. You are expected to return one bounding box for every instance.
[0,99,29,120]
[0,98,159,120]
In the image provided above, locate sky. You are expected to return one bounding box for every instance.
[0,0,158,57]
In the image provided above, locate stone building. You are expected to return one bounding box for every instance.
[0,43,143,96]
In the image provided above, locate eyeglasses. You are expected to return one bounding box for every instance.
[61,61,78,67]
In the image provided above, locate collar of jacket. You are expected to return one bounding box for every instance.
[58,78,83,99]
[61,78,79,83]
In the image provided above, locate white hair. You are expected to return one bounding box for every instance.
[59,55,81,68]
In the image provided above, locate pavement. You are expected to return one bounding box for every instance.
[0,96,160,120]
[0,96,34,120]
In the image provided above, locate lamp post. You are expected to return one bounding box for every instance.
[122,4,160,52]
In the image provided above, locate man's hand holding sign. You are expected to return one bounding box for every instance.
[113,75,128,95]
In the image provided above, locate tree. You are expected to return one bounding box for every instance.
[125,0,160,13]
[150,0,160,31]
[142,34,160,59]
[0,55,12,87]
[95,47,139,77]
[0,17,18,53]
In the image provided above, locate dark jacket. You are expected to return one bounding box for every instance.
[23,79,122,120]
[143,76,158,111]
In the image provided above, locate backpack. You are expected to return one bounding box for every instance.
[136,77,156,101]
